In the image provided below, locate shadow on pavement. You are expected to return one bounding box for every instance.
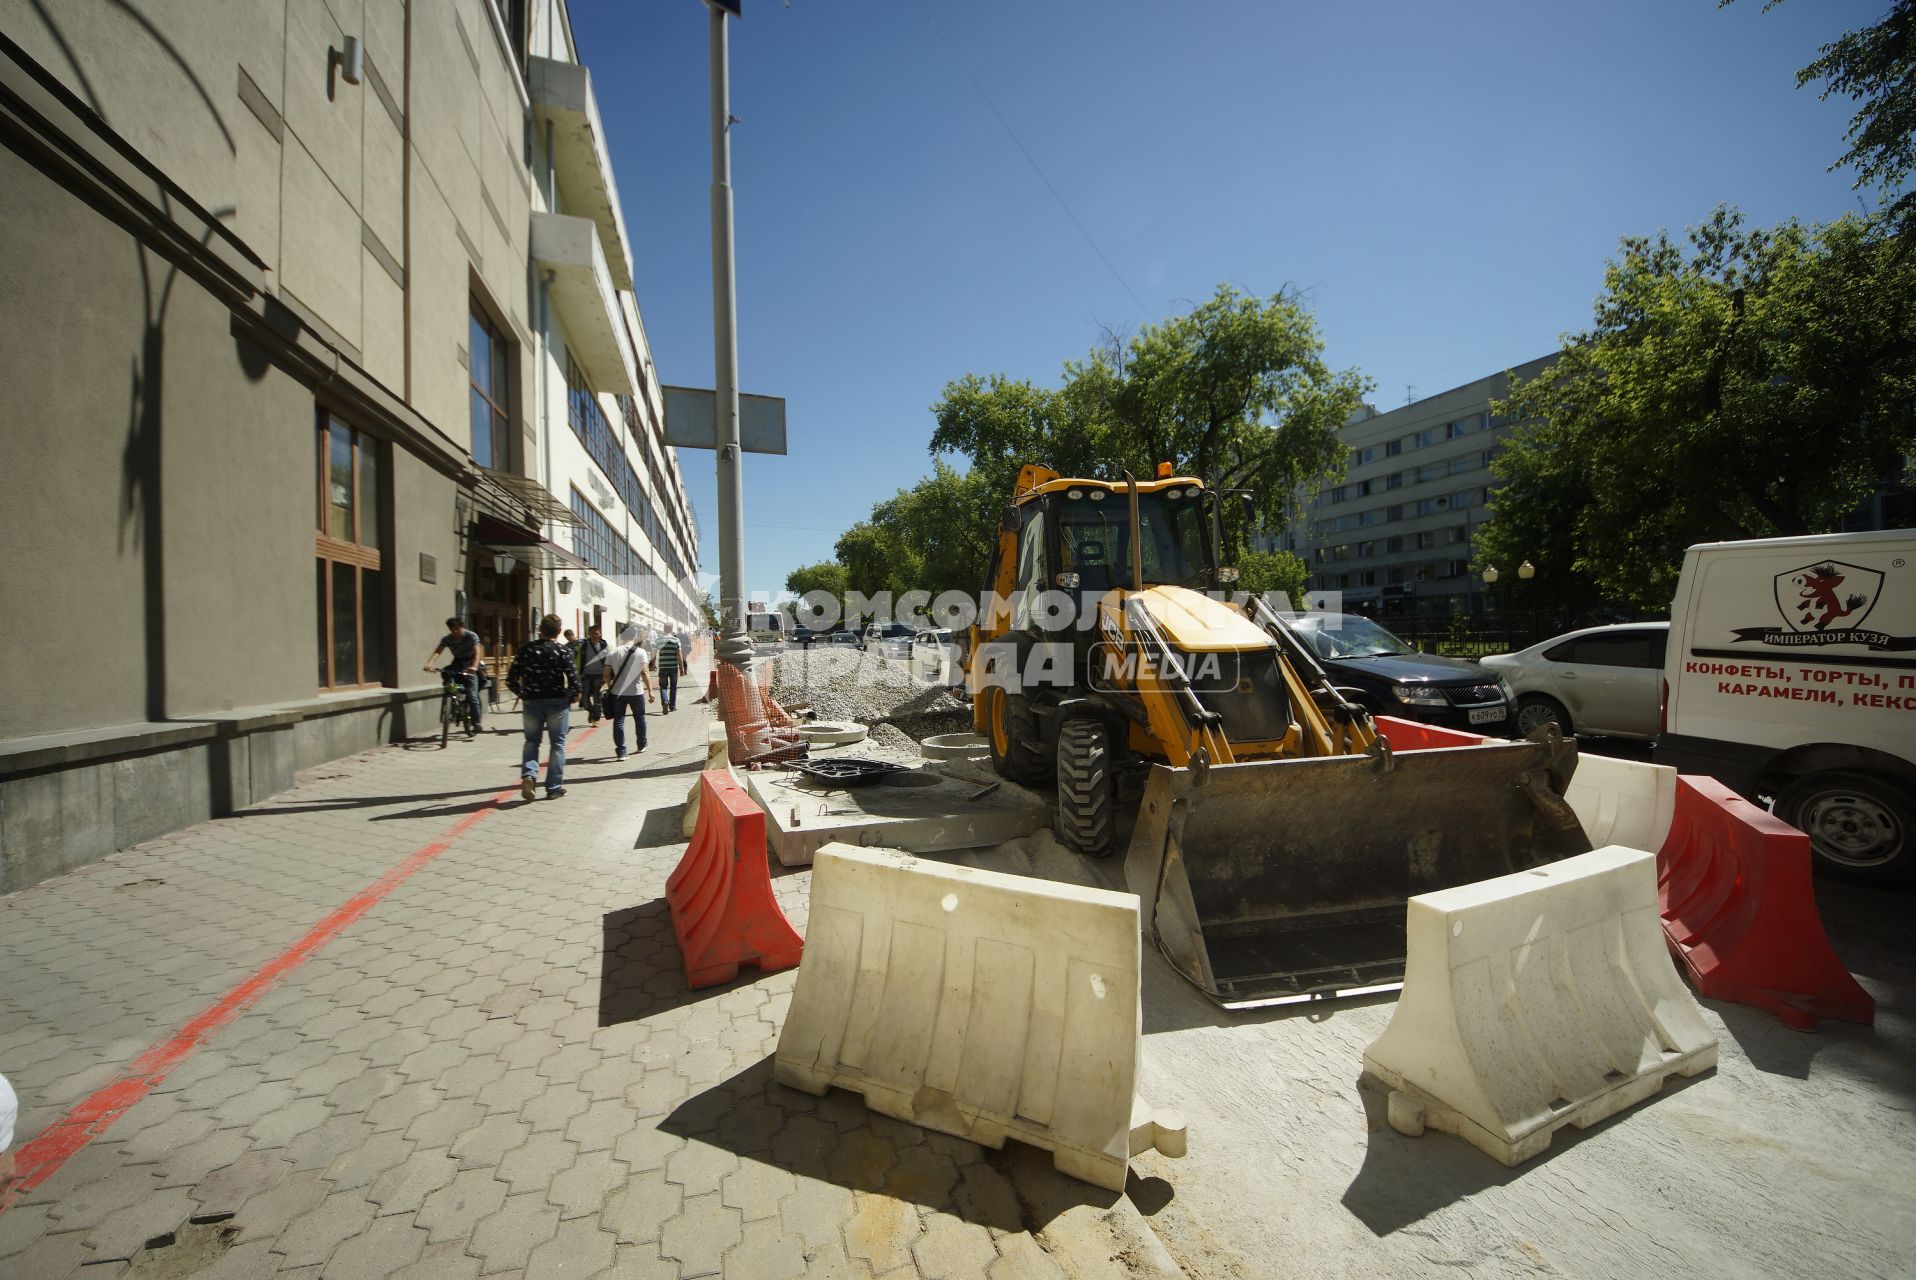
[633,803,687,848]
[1338,1067,1711,1236]
[598,901,758,1027]
[660,1056,1126,1232]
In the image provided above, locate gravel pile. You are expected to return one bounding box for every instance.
[765,647,969,742]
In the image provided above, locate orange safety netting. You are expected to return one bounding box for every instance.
[716,654,804,765]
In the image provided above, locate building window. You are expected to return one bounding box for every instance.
[1384,473,1402,490]
[1385,439,1402,457]
[316,410,387,690]
[469,304,511,469]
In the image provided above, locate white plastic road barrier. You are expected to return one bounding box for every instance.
[1362,845,1716,1167]
[774,844,1185,1191]
[682,725,735,838]
[1564,754,1678,851]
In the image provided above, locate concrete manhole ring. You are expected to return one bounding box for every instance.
[921,732,990,761]
[799,720,868,745]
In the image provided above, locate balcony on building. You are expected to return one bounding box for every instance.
[532,210,638,398]
[528,56,634,291]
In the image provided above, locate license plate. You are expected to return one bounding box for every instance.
[1468,706,1507,725]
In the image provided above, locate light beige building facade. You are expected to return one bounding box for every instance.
[0,0,699,891]
[1265,356,1556,621]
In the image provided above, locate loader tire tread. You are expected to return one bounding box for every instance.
[1056,718,1115,857]
[989,688,1053,786]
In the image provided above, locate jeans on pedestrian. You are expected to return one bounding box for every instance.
[456,670,484,728]
[521,697,569,792]
[579,680,602,722]
[657,670,678,712]
[606,693,647,754]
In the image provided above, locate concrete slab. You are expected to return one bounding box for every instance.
[743,760,1050,868]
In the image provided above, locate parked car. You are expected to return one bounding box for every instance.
[909,627,963,686]
[862,621,916,659]
[1289,613,1515,733]
[1659,530,1916,884]
[1479,623,1669,739]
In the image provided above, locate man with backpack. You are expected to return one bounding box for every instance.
[651,625,683,714]
[507,614,579,800]
[602,624,655,761]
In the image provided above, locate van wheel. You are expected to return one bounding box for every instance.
[983,686,1052,787]
[1776,771,1914,886]
[1056,719,1115,857]
[1515,694,1571,738]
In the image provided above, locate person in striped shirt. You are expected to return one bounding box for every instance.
[651,625,682,714]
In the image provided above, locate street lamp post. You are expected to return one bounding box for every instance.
[706,0,751,671]
[1482,564,1501,648]
[1518,559,1537,644]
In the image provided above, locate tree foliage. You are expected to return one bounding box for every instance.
[930,285,1370,534]
[1771,0,1916,231]
[792,286,1365,608]
[1487,207,1916,613]
[831,462,1000,604]
[1235,548,1309,610]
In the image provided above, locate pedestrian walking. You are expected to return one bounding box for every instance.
[507,614,578,800]
[602,624,654,761]
[578,625,609,724]
[652,625,683,714]
[423,617,486,733]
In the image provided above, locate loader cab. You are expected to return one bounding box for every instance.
[1010,480,1221,622]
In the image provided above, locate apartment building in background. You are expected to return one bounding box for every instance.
[0,0,699,891]
[1263,356,1556,621]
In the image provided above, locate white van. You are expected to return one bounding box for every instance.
[1658,530,1916,885]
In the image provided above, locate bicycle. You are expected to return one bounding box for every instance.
[437,668,480,746]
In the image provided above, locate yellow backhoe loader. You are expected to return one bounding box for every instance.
[969,463,1590,1004]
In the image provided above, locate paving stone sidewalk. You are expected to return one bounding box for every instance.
[0,666,1173,1278]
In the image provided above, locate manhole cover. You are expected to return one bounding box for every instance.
[787,757,909,787]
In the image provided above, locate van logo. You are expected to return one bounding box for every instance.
[1774,561,1880,633]
[1730,561,1913,652]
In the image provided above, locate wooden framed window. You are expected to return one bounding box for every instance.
[316,410,388,690]
[469,304,511,469]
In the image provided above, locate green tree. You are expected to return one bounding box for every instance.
[784,561,849,627]
[1759,0,1916,232]
[930,284,1370,531]
[1235,548,1309,610]
[1488,207,1916,613]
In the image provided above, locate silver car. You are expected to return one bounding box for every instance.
[1479,622,1669,739]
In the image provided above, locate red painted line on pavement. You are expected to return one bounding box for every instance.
[0,726,600,1211]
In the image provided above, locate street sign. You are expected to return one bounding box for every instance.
[663,385,788,455]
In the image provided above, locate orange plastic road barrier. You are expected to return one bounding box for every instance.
[1374,715,1490,751]
[666,770,804,988]
[1658,775,1873,1030]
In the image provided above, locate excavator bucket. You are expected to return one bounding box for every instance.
[1122,735,1592,1004]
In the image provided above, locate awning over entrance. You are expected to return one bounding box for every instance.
[473,467,581,530]
[471,512,590,574]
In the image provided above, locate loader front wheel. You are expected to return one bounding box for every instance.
[1056,719,1115,857]
[984,686,1052,786]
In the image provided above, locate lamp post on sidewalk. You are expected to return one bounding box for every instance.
[704,0,751,671]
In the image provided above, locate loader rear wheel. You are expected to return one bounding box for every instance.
[1055,719,1115,857]
[984,686,1052,786]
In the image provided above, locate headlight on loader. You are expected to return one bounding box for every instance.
[1392,684,1448,707]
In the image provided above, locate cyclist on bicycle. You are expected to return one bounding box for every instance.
[424,617,486,732]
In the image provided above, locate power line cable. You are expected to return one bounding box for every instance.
[914,0,1153,322]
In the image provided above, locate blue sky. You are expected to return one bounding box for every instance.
[572,0,1884,602]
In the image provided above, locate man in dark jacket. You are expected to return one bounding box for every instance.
[507,613,579,800]
[578,625,610,724]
